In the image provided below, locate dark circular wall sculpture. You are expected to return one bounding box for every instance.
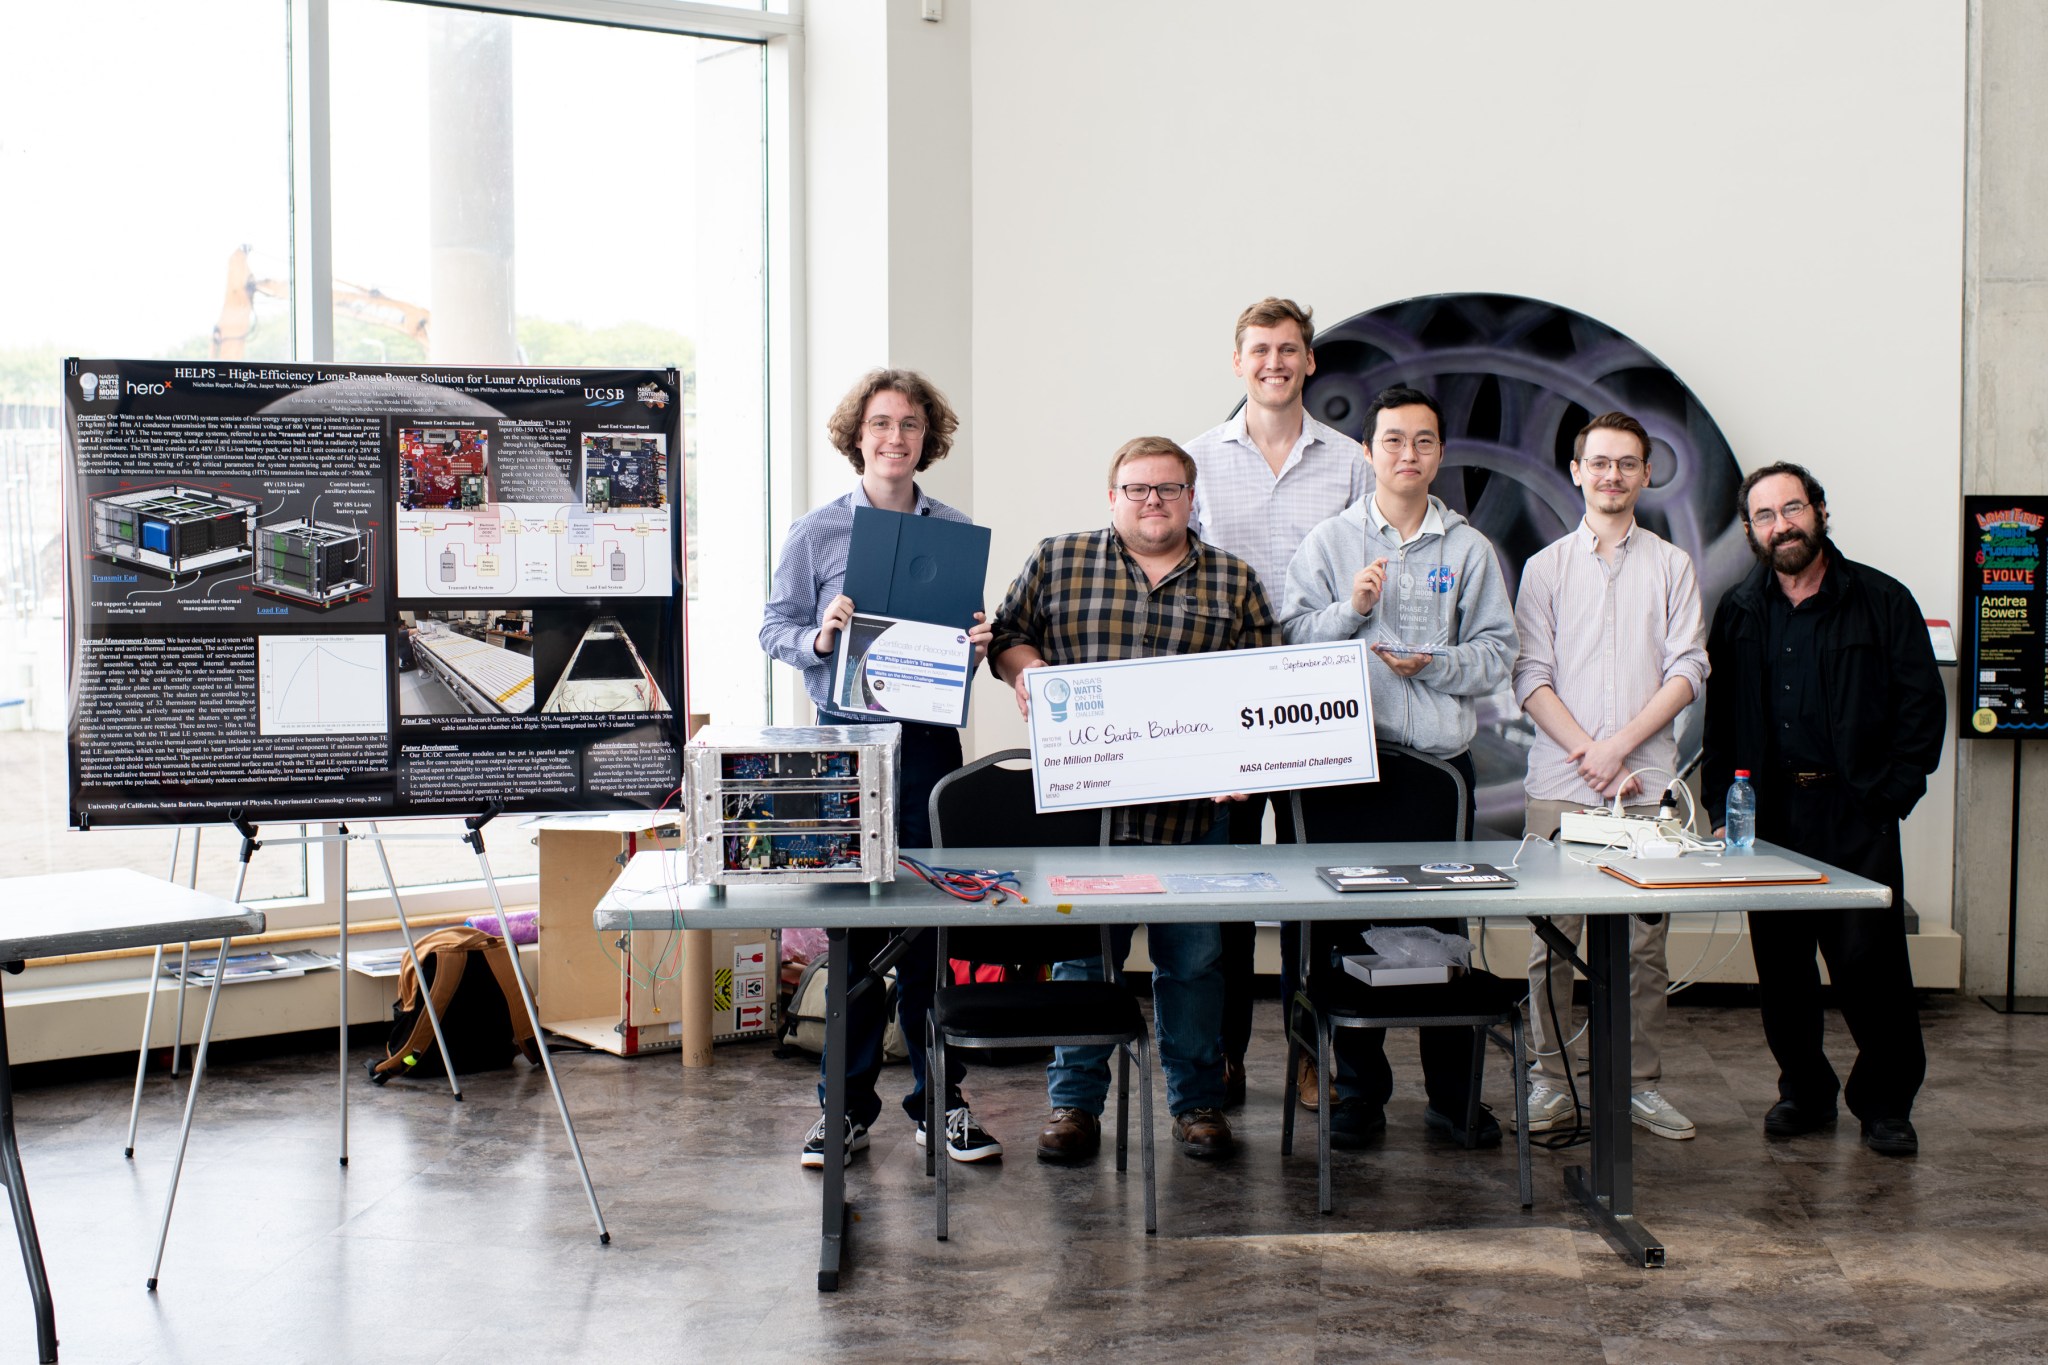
[1274,292,1751,831]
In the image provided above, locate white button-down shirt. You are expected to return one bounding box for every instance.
[1185,411,1368,605]
[1512,518,1709,803]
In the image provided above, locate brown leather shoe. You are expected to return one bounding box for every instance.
[1223,1054,1247,1110]
[1296,1054,1327,1111]
[1173,1106,1235,1159]
[1035,1107,1101,1164]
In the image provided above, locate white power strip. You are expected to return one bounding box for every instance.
[1557,809,1659,847]
[1556,809,1686,857]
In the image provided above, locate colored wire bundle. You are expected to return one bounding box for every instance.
[897,856,1025,905]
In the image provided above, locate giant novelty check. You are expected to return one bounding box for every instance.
[1024,641,1378,811]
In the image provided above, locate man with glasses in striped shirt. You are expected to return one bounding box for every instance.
[1512,411,1708,1142]
[1184,297,1368,1109]
[989,436,1278,1162]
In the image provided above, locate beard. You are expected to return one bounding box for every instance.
[1749,523,1823,575]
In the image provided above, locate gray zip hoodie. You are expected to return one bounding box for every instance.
[1279,494,1518,758]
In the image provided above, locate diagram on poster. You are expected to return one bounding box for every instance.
[258,634,389,736]
[394,501,669,597]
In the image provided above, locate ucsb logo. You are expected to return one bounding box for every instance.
[583,388,626,405]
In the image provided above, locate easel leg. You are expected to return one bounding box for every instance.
[126,832,188,1156]
[146,937,234,1293]
[367,823,460,1099]
[337,828,349,1168]
[169,831,200,1079]
[467,833,608,1243]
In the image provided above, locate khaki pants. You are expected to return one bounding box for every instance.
[1523,798,1669,1089]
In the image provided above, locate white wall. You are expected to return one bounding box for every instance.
[955,0,1966,922]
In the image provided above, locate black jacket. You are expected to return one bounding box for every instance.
[1702,543,1946,827]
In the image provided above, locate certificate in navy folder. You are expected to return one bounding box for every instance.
[843,506,991,629]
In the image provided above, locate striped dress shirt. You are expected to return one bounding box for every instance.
[1511,518,1709,803]
[988,528,1278,844]
[1185,411,1369,605]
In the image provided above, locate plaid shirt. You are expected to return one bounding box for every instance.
[989,528,1278,844]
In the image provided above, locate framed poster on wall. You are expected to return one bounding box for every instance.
[1961,495,2048,739]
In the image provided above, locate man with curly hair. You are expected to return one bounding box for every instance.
[761,367,1000,1171]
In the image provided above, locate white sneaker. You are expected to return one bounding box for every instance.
[917,1106,1004,1163]
[1630,1089,1696,1140]
[799,1113,870,1168]
[1513,1078,1578,1132]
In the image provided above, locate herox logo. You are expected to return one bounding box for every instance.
[124,378,171,396]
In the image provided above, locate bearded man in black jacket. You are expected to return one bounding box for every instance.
[1702,461,1946,1157]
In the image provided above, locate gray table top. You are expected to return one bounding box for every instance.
[0,869,266,961]
[593,839,1888,931]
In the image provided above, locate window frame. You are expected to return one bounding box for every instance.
[256,0,801,928]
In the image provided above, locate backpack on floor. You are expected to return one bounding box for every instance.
[367,926,542,1084]
[780,949,908,1062]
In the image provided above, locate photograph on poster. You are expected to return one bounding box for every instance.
[397,424,492,509]
[396,609,536,717]
[578,432,667,510]
[531,603,672,715]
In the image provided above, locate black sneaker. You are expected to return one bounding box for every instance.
[917,1106,1004,1163]
[1424,1104,1503,1149]
[799,1113,870,1168]
[1329,1097,1387,1150]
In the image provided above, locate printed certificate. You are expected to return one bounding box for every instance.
[831,611,975,728]
[1023,641,1377,811]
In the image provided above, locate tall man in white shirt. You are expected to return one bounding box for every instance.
[1511,411,1709,1141]
[1183,297,1368,1107]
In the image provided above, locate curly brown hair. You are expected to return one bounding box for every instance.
[825,368,959,473]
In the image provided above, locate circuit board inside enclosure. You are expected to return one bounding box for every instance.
[683,724,901,885]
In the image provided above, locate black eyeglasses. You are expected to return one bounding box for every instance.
[1116,482,1189,502]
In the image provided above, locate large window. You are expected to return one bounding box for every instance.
[0,0,777,920]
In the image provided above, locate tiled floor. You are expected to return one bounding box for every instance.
[1,991,2043,1363]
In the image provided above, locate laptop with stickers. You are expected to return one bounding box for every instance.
[1316,862,1518,892]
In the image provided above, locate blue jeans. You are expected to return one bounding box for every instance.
[1046,822,1229,1118]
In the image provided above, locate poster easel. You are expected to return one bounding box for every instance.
[143,810,608,1289]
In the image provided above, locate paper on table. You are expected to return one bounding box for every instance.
[1160,872,1283,893]
[1044,874,1165,895]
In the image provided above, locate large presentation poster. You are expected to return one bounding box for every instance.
[1962,494,2048,738]
[62,358,685,827]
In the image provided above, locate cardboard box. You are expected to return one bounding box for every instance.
[535,823,776,1056]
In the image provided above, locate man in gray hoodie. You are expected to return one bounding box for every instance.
[1279,384,1519,1149]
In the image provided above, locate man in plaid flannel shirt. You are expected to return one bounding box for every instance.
[989,436,1278,1162]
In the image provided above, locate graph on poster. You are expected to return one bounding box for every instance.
[258,634,389,736]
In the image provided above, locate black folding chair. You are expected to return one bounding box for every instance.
[1279,742,1533,1214]
[924,750,1155,1239]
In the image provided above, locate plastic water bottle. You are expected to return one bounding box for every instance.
[1725,770,1756,853]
